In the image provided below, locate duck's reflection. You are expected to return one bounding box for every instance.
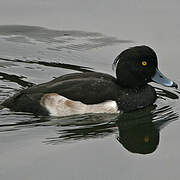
[117,115,160,154]
[43,104,178,154]
[118,105,178,154]
[117,105,178,154]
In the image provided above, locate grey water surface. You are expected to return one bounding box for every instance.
[0,1,180,180]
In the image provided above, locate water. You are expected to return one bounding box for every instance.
[0,1,180,179]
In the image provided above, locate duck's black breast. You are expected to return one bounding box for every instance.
[2,72,157,115]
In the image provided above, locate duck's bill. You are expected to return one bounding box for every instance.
[152,68,178,88]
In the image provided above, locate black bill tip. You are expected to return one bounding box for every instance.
[172,82,178,89]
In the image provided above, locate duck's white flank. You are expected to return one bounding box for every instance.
[40,93,119,117]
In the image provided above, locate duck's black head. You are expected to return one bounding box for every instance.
[113,45,178,89]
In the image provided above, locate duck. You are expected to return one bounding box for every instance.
[1,45,178,116]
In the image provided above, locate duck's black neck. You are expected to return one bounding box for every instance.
[115,83,157,112]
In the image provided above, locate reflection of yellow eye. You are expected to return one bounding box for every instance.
[144,136,150,143]
[142,61,147,66]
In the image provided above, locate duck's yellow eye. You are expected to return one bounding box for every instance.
[142,61,147,66]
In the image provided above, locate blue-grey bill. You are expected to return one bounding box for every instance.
[152,68,178,88]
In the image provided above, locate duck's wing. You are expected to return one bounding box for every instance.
[26,73,119,104]
[47,78,119,104]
